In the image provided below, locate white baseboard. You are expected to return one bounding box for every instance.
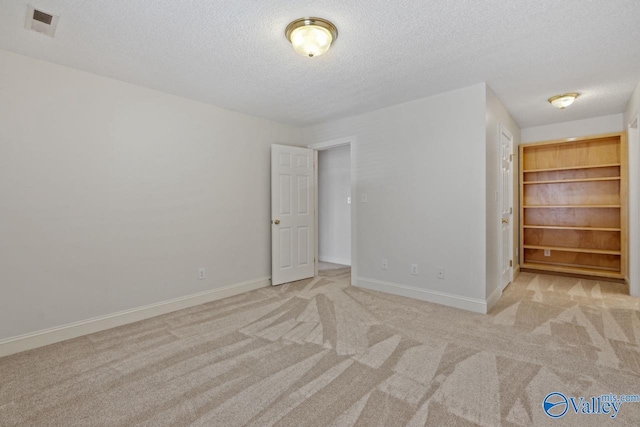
[486,286,503,313]
[0,276,271,358]
[318,256,351,266]
[355,277,488,314]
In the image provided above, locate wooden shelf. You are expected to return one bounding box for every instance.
[523,205,621,209]
[523,225,621,232]
[523,177,621,185]
[522,163,620,173]
[520,133,626,279]
[523,245,621,256]
[521,263,623,279]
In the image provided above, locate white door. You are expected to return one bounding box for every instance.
[500,126,514,289]
[271,144,315,285]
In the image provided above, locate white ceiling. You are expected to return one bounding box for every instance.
[1,0,639,128]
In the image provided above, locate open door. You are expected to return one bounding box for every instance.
[271,144,315,285]
[500,126,514,289]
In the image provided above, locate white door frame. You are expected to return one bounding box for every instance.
[499,124,514,289]
[308,136,357,285]
[628,114,639,297]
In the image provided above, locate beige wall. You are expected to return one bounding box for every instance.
[0,50,301,340]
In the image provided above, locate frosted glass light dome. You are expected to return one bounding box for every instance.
[285,18,338,58]
[548,93,579,109]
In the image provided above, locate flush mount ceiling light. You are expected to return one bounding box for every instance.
[548,93,579,109]
[285,17,338,58]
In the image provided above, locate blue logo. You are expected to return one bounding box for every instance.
[543,392,569,418]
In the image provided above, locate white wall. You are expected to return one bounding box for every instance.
[318,146,351,266]
[521,114,624,143]
[625,80,640,297]
[302,83,489,312]
[625,81,640,127]
[485,87,521,301]
[0,50,300,341]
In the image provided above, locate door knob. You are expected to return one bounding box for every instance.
[502,219,508,224]
[273,219,280,225]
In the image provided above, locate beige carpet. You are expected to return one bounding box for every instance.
[1,269,640,426]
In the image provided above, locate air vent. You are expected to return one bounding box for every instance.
[25,5,59,37]
[33,9,53,25]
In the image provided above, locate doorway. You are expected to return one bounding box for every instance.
[309,137,356,284]
[317,145,351,273]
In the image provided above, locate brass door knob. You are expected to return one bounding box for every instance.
[274,219,280,225]
[502,219,509,224]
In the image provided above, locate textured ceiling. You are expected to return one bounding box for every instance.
[1,0,639,128]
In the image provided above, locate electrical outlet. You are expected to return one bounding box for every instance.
[347,196,351,204]
[411,264,418,275]
[198,268,206,280]
[544,249,551,257]
[381,259,388,270]
[437,268,445,279]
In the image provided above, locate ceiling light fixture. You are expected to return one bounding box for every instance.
[285,17,337,58]
[548,93,579,109]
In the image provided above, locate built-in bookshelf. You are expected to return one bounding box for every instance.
[519,132,627,279]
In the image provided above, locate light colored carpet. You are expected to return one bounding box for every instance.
[1,269,640,426]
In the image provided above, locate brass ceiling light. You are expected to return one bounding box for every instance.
[548,93,580,109]
[285,17,338,58]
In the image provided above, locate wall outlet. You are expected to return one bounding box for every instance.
[198,268,206,280]
[411,264,418,275]
[544,249,551,257]
[381,259,388,270]
[437,267,445,279]
[347,196,352,204]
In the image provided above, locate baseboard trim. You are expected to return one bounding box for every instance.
[355,277,488,314]
[486,286,503,313]
[0,276,271,358]
[318,256,351,266]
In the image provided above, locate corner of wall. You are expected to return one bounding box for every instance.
[625,80,640,126]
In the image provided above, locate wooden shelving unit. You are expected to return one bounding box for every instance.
[519,132,627,279]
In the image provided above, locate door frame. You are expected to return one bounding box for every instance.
[628,114,639,297]
[499,124,514,290]
[308,136,357,285]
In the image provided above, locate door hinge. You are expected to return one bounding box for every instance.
[509,207,513,214]
[509,154,513,162]
[509,260,513,267]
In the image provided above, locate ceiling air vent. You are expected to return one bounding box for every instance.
[25,5,59,37]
